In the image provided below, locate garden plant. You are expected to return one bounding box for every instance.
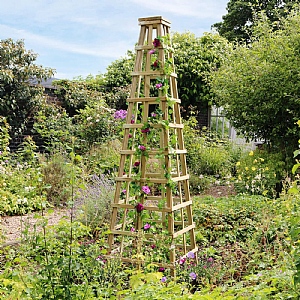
[0,7,300,300]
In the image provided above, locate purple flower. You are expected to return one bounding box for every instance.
[128,134,133,138]
[158,267,165,272]
[207,257,214,263]
[161,276,167,283]
[187,251,195,259]
[133,161,140,167]
[141,127,150,133]
[151,112,157,117]
[155,83,163,89]
[149,48,156,54]
[144,223,151,230]
[130,227,135,232]
[138,145,146,151]
[135,203,144,213]
[121,189,126,194]
[142,185,151,194]
[189,272,197,280]
[153,38,161,47]
[114,109,127,120]
[151,244,156,249]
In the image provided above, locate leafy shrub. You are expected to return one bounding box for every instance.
[189,174,212,195]
[235,148,285,197]
[83,139,122,176]
[74,101,117,152]
[33,103,74,152]
[40,151,79,206]
[0,116,10,160]
[184,117,239,177]
[0,161,47,215]
[76,174,115,234]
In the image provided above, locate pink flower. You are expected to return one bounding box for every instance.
[128,134,132,138]
[135,203,144,213]
[149,48,156,54]
[153,38,161,47]
[130,227,135,232]
[144,223,151,230]
[155,83,163,89]
[179,257,186,265]
[138,145,146,151]
[141,185,151,194]
[161,276,167,283]
[151,112,157,117]
[151,244,156,249]
[121,189,126,194]
[158,267,165,272]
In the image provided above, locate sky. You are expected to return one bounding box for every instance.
[0,0,228,80]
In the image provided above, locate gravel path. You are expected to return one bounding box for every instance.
[1,208,71,245]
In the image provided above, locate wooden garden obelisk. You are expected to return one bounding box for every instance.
[108,16,198,269]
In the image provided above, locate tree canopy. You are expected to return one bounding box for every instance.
[100,32,228,117]
[213,0,300,42]
[0,39,54,137]
[210,7,300,160]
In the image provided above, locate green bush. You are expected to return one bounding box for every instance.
[33,103,74,152]
[83,139,122,176]
[235,148,285,197]
[0,161,47,215]
[40,151,83,206]
[184,117,239,177]
[76,174,115,234]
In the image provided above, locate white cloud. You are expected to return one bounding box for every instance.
[129,0,227,19]
[0,24,132,58]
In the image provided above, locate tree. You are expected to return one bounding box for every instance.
[213,0,300,42]
[0,39,54,137]
[210,8,300,161]
[172,32,229,119]
[101,33,228,118]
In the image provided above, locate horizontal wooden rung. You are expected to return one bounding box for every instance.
[173,224,195,239]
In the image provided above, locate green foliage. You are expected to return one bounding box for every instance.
[210,8,300,160]
[76,174,115,234]
[104,50,135,88]
[40,151,82,206]
[235,148,285,197]
[0,116,10,160]
[0,38,54,137]
[0,160,47,215]
[53,79,104,117]
[74,100,116,151]
[183,117,239,178]
[33,103,74,151]
[213,0,300,42]
[0,220,126,299]
[83,139,122,175]
[172,32,229,117]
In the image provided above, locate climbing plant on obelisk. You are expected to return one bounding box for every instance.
[108,16,198,270]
